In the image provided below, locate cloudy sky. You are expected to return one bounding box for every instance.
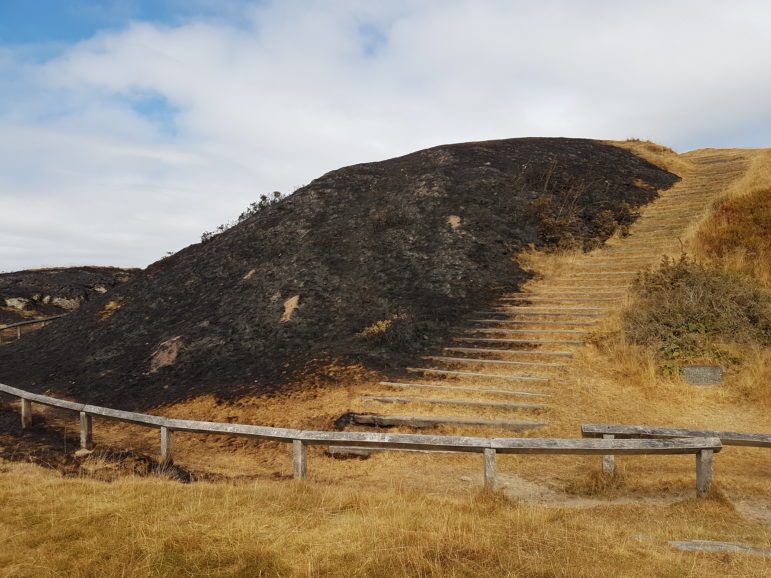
[1,0,770,272]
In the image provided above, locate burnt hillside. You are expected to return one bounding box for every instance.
[0,138,678,410]
[0,267,136,324]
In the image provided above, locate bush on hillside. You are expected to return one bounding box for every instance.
[622,255,771,371]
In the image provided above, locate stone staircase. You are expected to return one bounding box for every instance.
[344,151,749,437]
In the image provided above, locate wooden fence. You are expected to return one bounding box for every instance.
[581,423,771,475]
[0,382,724,497]
[0,315,65,343]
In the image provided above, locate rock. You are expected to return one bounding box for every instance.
[668,540,771,556]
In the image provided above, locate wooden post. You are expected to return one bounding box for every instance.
[696,449,713,498]
[160,427,174,465]
[483,448,497,490]
[20,398,32,429]
[602,434,616,475]
[79,412,93,450]
[293,440,308,480]
[16,327,21,339]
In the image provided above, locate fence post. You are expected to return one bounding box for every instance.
[695,449,713,498]
[20,398,32,428]
[79,412,93,450]
[483,448,497,489]
[160,427,174,465]
[293,440,308,480]
[602,434,616,474]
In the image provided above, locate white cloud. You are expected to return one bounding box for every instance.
[2,0,771,271]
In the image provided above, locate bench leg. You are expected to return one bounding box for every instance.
[696,449,713,498]
[160,427,174,465]
[602,434,615,474]
[20,399,32,429]
[293,440,308,480]
[483,448,497,490]
[79,412,93,450]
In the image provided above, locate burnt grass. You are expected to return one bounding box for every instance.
[0,266,136,323]
[0,138,678,411]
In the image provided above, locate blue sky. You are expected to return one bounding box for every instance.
[1,0,770,271]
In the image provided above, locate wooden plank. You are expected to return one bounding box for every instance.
[160,426,174,465]
[445,346,573,358]
[581,424,771,448]
[474,311,602,317]
[406,368,549,382]
[80,412,94,450]
[361,395,546,411]
[454,338,586,346]
[490,437,722,455]
[483,448,497,489]
[82,404,167,428]
[20,398,32,429]
[0,383,85,412]
[499,297,621,302]
[0,314,66,331]
[602,434,615,475]
[293,440,308,480]
[470,328,587,335]
[379,382,552,398]
[470,320,598,326]
[344,414,548,432]
[696,450,713,498]
[422,355,565,368]
[494,306,608,312]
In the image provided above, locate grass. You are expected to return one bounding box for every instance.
[607,139,694,177]
[0,460,769,578]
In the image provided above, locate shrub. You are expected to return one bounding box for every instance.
[622,255,771,367]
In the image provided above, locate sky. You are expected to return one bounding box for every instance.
[1,0,770,272]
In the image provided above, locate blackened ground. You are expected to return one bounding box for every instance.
[0,138,678,410]
[0,267,136,323]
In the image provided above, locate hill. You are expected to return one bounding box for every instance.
[0,138,678,410]
[0,266,136,325]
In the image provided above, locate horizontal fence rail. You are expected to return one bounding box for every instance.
[581,423,770,477]
[0,383,724,497]
[0,315,65,343]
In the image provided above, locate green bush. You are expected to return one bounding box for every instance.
[622,255,771,367]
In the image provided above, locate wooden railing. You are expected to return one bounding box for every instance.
[0,383,723,497]
[581,423,771,476]
[0,315,65,343]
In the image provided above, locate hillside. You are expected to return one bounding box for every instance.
[0,138,677,409]
[0,266,136,324]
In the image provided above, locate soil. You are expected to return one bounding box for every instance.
[0,138,678,411]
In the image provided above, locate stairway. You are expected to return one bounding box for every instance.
[344,151,749,439]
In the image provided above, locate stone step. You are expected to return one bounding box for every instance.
[379,381,553,397]
[361,395,547,411]
[444,346,574,358]
[422,355,566,368]
[344,413,548,432]
[453,337,586,346]
[406,367,550,381]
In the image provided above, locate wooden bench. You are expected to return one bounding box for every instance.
[581,423,769,480]
[0,383,722,497]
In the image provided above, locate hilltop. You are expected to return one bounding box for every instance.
[0,138,678,409]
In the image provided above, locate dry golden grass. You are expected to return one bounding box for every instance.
[606,139,694,177]
[1,459,769,578]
